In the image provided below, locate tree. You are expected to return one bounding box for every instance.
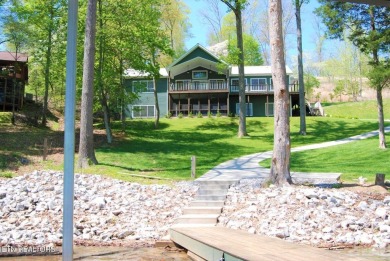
[295,0,308,135]
[220,0,247,137]
[303,72,320,99]
[269,0,292,186]
[200,0,225,45]
[316,2,389,148]
[226,33,264,65]
[78,0,98,168]
[7,0,67,126]
[160,0,190,63]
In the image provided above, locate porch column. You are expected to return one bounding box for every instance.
[198,99,200,114]
[266,95,269,116]
[208,96,210,114]
[3,79,7,111]
[168,94,171,117]
[227,93,230,116]
[188,97,190,115]
[178,94,181,117]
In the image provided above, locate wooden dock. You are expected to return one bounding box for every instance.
[170,227,371,261]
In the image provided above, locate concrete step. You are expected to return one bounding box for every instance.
[195,180,238,187]
[196,188,228,196]
[190,200,225,207]
[195,195,226,201]
[170,223,216,229]
[175,214,219,224]
[183,207,222,215]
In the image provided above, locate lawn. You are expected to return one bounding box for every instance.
[0,115,385,183]
[323,98,390,119]
[74,117,380,182]
[261,133,390,183]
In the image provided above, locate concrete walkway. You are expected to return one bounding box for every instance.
[196,125,390,184]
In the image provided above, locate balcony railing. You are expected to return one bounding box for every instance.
[230,84,298,93]
[170,81,228,92]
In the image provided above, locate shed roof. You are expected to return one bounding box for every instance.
[0,52,28,62]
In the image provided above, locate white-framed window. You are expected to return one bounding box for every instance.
[132,80,154,93]
[250,78,267,92]
[235,103,253,116]
[265,103,274,116]
[269,78,273,91]
[192,70,208,80]
[230,78,248,92]
[132,105,155,118]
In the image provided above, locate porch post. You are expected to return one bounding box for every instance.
[3,79,7,111]
[266,95,269,116]
[227,93,230,116]
[208,96,210,114]
[188,97,190,115]
[178,94,180,117]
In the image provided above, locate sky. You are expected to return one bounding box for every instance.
[182,0,335,66]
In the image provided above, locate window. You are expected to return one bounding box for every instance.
[265,103,274,116]
[132,105,155,118]
[192,70,208,80]
[250,78,267,91]
[230,78,247,92]
[236,103,253,116]
[132,80,154,93]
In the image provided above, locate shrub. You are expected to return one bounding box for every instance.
[216,110,222,117]
[197,112,203,118]
[178,112,183,119]
[188,111,193,118]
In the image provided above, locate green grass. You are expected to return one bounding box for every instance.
[1,116,386,183]
[261,133,390,183]
[323,99,390,119]
[74,117,380,181]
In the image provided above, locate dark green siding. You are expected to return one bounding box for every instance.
[174,67,226,81]
[175,47,220,66]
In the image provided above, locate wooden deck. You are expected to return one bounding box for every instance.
[170,227,371,261]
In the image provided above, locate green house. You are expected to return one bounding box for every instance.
[123,44,299,118]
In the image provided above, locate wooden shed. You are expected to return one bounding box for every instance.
[0,51,28,111]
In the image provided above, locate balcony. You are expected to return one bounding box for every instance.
[170,80,228,93]
[230,83,299,93]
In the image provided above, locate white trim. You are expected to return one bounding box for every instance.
[265,102,274,116]
[132,105,155,118]
[230,78,248,92]
[250,78,267,92]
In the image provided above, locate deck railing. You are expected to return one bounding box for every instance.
[230,84,299,93]
[170,81,228,92]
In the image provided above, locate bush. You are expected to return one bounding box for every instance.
[0,112,12,124]
[188,111,193,118]
[178,112,183,119]
[208,112,213,118]
[165,112,172,119]
[216,110,222,117]
[197,112,203,118]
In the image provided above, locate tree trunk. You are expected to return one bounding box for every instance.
[42,11,53,127]
[235,5,247,138]
[101,97,112,144]
[153,77,160,129]
[295,0,306,135]
[376,87,386,149]
[269,0,292,186]
[78,0,98,168]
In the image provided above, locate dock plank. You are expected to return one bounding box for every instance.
[170,227,370,261]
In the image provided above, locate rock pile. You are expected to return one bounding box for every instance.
[218,179,390,249]
[0,171,198,247]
